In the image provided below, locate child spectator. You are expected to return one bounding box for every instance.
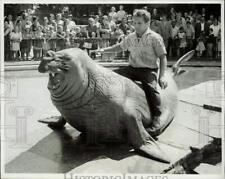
[56,25,66,51]
[56,13,64,28]
[10,26,22,61]
[185,21,195,51]
[47,25,57,51]
[33,25,43,60]
[196,33,206,57]
[20,25,32,60]
[206,28,215,58]
[177,26,187,56]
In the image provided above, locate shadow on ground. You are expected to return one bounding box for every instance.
[5,126,134,173]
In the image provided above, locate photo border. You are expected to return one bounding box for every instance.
[1,0,224,179]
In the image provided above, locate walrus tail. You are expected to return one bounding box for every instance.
[172,50,195,76]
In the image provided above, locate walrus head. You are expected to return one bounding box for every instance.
[38,49,87,94]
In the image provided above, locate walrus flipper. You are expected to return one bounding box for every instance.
[38,116,66,130]
[124,103,170,163]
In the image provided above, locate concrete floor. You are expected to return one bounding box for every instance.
[3,66,222,174]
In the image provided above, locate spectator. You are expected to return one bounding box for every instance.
[217,29,221,58]
[21,13,32,34]
[97,8,104,23]
[169,7,176,20]
[4,18,11,61]
[56,13,64,28]
[209,18,221,38]
[10,25,22,61]
[206,28,215,58]
[56,25,66,51]
[33,25,43,60]
[67,14,76,31]
[48,25,57,51]
[108,15,116,32]
[20,25,32,60]
[49,13,57,31]
[207,14,214,26]
[201,8,207,19]
[43,17,50,33]
[108,6,117,23]
[150,19,159,34]
[152,8,160,21]
[176,12,186,28]
[142,6,148,11]
[65,30,71,48]
[170,20,179,57]
[195,16,209,39]
[188,10,194,23]
[185,21,195,51]
[15,19,22,33]
[118,17,129,35]
[159,14,172,53]
[42,18,51,57]
[127,19,135,33]
[8,14,14,32]
[117,5,126,23]
[100,15,111,38]
[94,15,101,31]
[31,16,40,33]
[196,33,206,57]
[86,18,98,38]
[177,26,187,56]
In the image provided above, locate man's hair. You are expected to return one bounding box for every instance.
[133,9,151,23]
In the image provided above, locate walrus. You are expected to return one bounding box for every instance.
[38,48,194,163]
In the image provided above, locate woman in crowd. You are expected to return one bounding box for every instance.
[20,24,32,60]
[10,25,22,61]
[108,6,117,23]
[86,18,98,38]
[206,28,215,58]
[196,32,206,57]
[33,25,43,60]
[4,18,11,61]
[177,26,187,56]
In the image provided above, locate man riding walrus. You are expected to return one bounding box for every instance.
[96,9,168,132]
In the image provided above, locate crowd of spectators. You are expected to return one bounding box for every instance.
[4,5,221,61]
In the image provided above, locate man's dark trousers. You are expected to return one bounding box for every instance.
[114,65,162,117]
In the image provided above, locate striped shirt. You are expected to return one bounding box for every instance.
[119,27,167,69]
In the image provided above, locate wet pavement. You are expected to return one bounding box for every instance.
[3,66,222,174]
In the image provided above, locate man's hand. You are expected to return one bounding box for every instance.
[94,49,104,54]
[159,76,168,89]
